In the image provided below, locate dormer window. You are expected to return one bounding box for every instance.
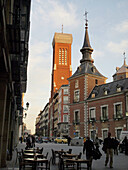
[116,84,123,92]
[103,87,110,95]
[117,87,121,92]
[91,93,95,98]
[104,90,108,95]
[92,67,96,73]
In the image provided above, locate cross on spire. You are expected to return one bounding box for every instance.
[123,52,126,59]
[84,10,88,28]
[123,52,126,65]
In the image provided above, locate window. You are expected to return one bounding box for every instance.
[114,102,122,118]
[91,93,95,98]
[74,110,80,123]
[116,129,122,140]
[62,48,64,65]
[63,105,68,113]
[75,80,79,88]
[101,105,108,121]
[104,90,108,95]
[65,49,67,65]
[89,108,96,120]
[74,90,80,102]
[59,48,61,64]
[95,79,98,85]
[117,87,121,92]
[63,114,68,122]
[63,96,68,104]
[63,88,68,94]
[103,130,108,140]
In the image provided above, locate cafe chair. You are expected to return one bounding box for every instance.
[15,148,22,164]
[18,155,34,170]
[36,160,50,170]
[67,149,72,154]
[43,152,48,159]
[51,149,55,165]
[59,156,76,170]
[77,152,82,159]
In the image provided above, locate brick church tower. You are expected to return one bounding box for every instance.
[51,32,73,98]
[68,16,107,138]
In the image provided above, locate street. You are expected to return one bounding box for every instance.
[4,142,128,170]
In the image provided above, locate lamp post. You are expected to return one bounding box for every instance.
[23,102,29,118]
[21,102,29,138]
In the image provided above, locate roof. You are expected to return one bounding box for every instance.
[68,62,106,80]
[87,78,128,101]
[113,59,128,76]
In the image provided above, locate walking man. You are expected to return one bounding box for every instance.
[103,132,114,168]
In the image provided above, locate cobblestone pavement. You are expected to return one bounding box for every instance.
[1,142,128,170]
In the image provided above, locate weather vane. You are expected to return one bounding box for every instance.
[123,52,126,60]
[84,10,88,28]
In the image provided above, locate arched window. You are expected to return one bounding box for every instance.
[65,49,67,65]
[59,48,61,64]
[62,48,64,65]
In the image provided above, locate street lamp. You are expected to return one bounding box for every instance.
[23,102,29,118]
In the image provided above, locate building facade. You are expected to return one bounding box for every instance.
[0,0,31,167]
[68,20,106,138]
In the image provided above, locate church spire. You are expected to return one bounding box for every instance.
[80,11,94,64]
[82,11,91,48]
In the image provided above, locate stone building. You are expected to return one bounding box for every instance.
[0,0,31,167]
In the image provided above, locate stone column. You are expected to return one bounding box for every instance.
[0,80,7,167]
[1,93,11,167]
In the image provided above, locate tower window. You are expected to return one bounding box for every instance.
[59,48,61,64]
[62,48,64,65]
[95,79,98,85]
[65,49,67,65]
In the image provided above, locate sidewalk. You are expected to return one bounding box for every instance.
[1,146,19,170]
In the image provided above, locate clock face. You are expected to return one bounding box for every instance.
[61,77,64,80]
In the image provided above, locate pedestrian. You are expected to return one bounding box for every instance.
[122,136,128,155]
[95,136,100,150]
[68,136,71,146]
[113,137,119,155]
[83,136,94,161]
[32,135,35,148]
[103,132,114,168]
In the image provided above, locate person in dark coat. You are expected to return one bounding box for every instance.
[68,136,71,146]
[122,136,128,155]
[103,132,114,168]
[113,137,119,155]
[83,136,94,160]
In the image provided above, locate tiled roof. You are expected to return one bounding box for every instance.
[68,62,106,80]
[87,78,128,100]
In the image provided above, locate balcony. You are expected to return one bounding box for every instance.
[100,116,109,122]
[113,114,123,120]
[89,118,96,123]
[72,119,80,125]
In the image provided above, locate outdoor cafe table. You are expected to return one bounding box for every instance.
[62,153,78,159]
[23,157,49,170]
[65,159,91,170]
[24,149,40,153]
[23,152,43,158]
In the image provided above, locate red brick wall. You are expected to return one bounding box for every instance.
[88,94,126,138]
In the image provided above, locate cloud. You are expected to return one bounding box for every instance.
[107,40,128,54]
[32,0,79,29]
[114,20,128,33]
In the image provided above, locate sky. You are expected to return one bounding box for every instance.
[23,0,128,134]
